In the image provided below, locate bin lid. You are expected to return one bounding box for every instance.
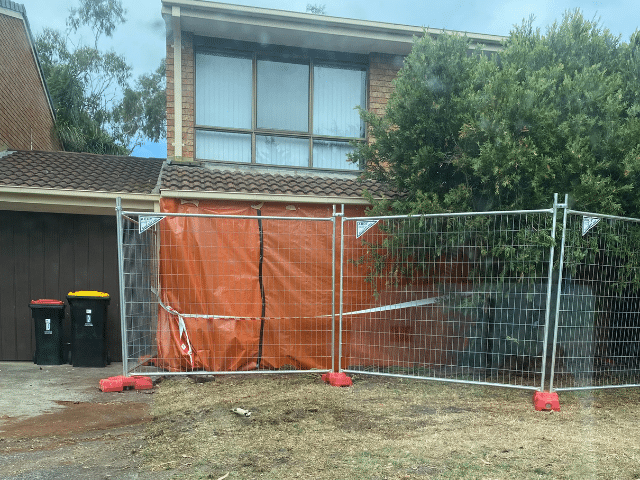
[30,299,64,305]
[67,290,110,298]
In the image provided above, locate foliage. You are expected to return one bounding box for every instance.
[306,4,326,15]
[36,0,166,155]
[351,11,640,289]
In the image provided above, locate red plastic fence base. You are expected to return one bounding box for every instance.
[533,391,560,411]
[100,375,153,392]
[322,371,353,387]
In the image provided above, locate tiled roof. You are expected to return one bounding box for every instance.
[0,150,164,194]
[0,150,395,201]
[160,162,394,200]
[0,1,26,15]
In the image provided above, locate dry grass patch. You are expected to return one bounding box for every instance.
[142,374,640,479]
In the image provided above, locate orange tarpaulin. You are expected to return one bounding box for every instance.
[156,199,365,371]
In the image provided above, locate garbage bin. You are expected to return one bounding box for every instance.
[29,299,66,365]
[67,291,110,367]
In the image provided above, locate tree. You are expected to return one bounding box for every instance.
[36,0,165,155]
[350,11,640,287]
[306,4,326,15]
[352,10,640,217]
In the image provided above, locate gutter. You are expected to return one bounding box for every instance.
[0,186,159,214]
[160,189,374,205]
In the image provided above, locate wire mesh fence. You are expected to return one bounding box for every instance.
[118,208,337,375]
[116,196,640,392]
[339,209,558,390]
[551,210,640,390]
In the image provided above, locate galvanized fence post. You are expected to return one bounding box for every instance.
[115,197,128,375]
[539,194,559,391]
[338,206,345,372]
[548,194,570,392]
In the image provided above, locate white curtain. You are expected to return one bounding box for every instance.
[256,135,309,167]
[313,140,358,170]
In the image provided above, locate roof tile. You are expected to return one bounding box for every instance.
[0,150,164,194]
[160,162,394,200]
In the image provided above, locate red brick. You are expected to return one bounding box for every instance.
[0,13,61,151]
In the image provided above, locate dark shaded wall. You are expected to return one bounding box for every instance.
[0,210,120,361]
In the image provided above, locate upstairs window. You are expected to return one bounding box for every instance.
[195,41,367,170]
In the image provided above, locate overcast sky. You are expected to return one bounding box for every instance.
[20,0,640,157]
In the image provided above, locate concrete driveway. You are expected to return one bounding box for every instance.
[0,362,160,479]
[0,362,135,419]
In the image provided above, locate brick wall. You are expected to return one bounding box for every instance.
[0,12,61,151]
[368,53,404,117]
[182,33,194,161]
[166,31,194,161]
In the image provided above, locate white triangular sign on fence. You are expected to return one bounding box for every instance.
[139,216,165,234]
[582,216,600,236]
[356,220,379,238]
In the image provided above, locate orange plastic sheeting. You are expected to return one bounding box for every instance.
[259,316,333,370]
[156,198,369,371]
[261,215,334,319]
[155,309,262,372]
[159,200,263,318]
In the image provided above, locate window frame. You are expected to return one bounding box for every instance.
[194,37,368,170]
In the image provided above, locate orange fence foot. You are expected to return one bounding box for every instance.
[100,375,153,392]
[533,391,560,411]
[322,372,353,387]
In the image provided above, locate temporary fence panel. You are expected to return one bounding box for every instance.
[550,210,640,391]
[118,208,159,371]
[118,198,355,375]
[339,208,560,390]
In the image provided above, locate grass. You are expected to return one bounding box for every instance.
[141,374,640,479]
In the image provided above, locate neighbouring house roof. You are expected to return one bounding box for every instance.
[160,162,395,205]
[0,150,163,214]
[162,0,505,56]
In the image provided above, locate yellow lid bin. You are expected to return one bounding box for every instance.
[66,291,110,367]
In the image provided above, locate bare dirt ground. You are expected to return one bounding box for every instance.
[143,374,640,480]
[3,366,640,479]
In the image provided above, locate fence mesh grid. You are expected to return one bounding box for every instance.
[121,212,336,375]
[552,211,640,390]
[340,211,557,390]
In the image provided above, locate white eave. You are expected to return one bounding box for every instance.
[161,0,505,56]
[0,187,159,215]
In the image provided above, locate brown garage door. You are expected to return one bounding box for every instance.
[0,210,121,361]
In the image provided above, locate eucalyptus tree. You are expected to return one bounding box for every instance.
[36,0,166,155]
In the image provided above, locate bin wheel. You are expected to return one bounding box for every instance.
[33,351,36,364]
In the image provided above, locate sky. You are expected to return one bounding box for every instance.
[20,0,640,158]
